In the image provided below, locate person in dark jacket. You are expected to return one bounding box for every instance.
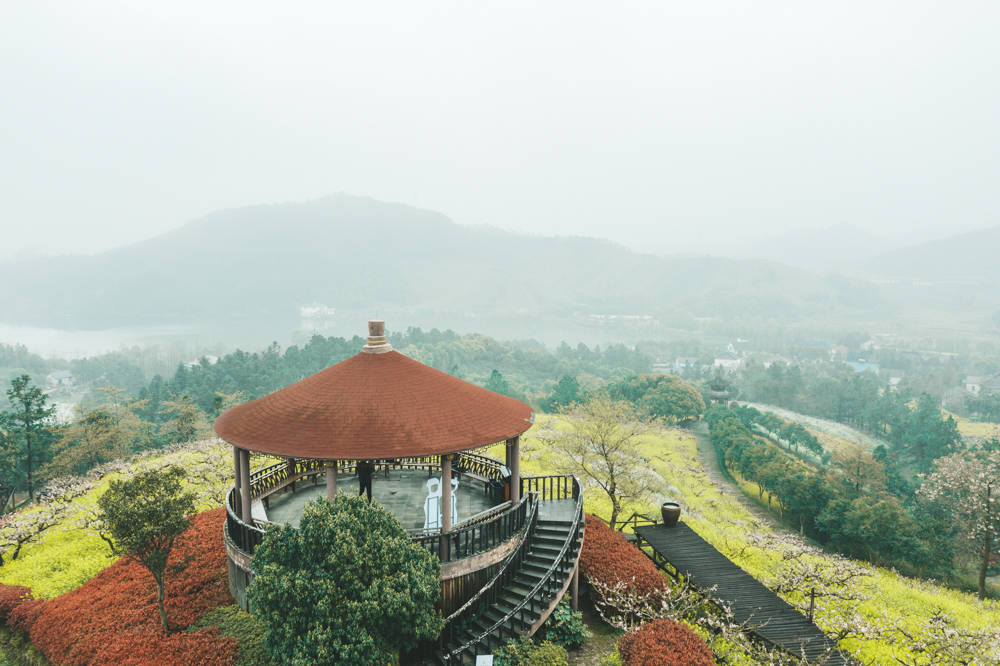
[357,460,375,501]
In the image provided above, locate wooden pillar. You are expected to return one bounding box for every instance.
[570,561,579,611]
[510,435,520,503]
[325,461,338,501]
[232,445,241,493]
[233,446,243,520]
[441,454,452,562]
[239,448,252,523]
[287,457,296,493]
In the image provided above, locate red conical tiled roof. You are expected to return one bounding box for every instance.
[214,350,535,459]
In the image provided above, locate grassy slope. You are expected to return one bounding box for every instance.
[4,425,999,664]
[944,409,996,440]
[511,414,1000,665]
[0,443,230,599]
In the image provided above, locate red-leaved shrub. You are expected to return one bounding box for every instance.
[0,585,33,623]
[580,514,670,598]
[618,619,716,666]
[0,508,237,666]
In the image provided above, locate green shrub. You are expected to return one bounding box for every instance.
[542,598,590,649]
[0,624,50,666]
[527,642,568,666]
[188,605,275,666]
[600,652,623,666]
[492,636,536,666]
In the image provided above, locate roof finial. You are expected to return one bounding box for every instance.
[363,319,393,354]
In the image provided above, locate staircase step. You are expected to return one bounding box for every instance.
[421,498,585,666]
[530,535,566,548]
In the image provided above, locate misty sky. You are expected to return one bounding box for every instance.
[2,2,998,260]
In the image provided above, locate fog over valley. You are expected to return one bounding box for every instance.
[2,5,1000,666]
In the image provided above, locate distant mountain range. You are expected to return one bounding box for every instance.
[858,225,1000,282]
[0,194,895,342]
[724,225,906,273]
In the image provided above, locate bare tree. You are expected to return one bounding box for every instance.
[548,395,654,530]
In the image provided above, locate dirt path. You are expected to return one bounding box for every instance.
[567,605,619,666]
[690,421,795,535]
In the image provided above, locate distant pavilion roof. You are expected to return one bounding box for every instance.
[214,329,535,459]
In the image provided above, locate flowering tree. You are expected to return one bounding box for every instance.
[919,447,1000,601]
[547,396,655,530]
[0,502,66,564]
[183,439,233,508]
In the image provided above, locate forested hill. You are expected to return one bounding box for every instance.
[861,224,1000,281]
[0,194,881,333]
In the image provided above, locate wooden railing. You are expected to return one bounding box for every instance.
[227,454,524,563]
[230,449,517,564]
[520,474,579,501]
[412,492,531,562]
[454,452,507,482]
[226,487,266,555]
[423,475,584,664]
[412,492,539,662]
[249,458,329,499]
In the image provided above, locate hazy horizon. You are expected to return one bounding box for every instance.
[3,2,998,261]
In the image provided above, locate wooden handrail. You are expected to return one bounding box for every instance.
[411,492,531,562]
[432,475,585,664]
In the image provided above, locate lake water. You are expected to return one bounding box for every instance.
[0,322,212,359]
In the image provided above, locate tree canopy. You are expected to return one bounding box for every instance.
[248,494,443,666]
[97,465,196,631]
[1,375,56,500]
[608,374,706,425]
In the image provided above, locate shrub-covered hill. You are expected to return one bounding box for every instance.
[0,440,232,598]
[1,429,998,665]
[509,415,1000,665]
[0,509,237,666]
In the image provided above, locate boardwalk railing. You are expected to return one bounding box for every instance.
[520,474,578,501]
[437,475,583,664]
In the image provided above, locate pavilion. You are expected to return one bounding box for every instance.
[216,321,584,664]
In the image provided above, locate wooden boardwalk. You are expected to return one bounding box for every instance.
[634,523,855,666]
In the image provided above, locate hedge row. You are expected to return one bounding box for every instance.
[0,508,238,666]
[618,619,715,666]
[579,514,669,599]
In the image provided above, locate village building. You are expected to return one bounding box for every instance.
[844,360,879,374]
[674,356,700,372]
[45,371,74,388]
[965,376,984,395]
[714,351,742,372]
[762,355,791,369]
[881,369,905,391]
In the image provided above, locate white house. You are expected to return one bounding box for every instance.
[46,371,74,388]
[714,352,741,372]
[762,355,791,369]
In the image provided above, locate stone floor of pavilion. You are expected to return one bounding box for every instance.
[260,468,501,530]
